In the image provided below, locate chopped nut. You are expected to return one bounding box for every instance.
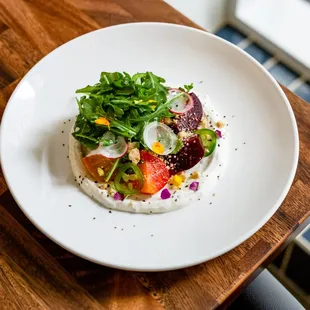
[216,121,225,129]
[128,148,140,164]
[128,142,138,151]
[162,117,173,125]
[178,131,187,139]
[107,186,117,196]
[99,183,108,190]
[199,116,208,128]
[191,171,200,179]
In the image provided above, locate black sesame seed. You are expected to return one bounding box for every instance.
[151,234,153,237]
[114,227,116,229]
[210,202,212,205]
[133,225,136,227]
[175,199,177,202]
[109,210,112,213]
[62,144,65,146]
[235,148,237,151]
[218,144,220,147]
[243,142,246,144]
[93,217,96,220]
[121,229,124,231]
[61,130,64,133]
[223,116,226,118]
[95,181,98,183]
[142,200,146,202]
[68,204,72,207]
[67,155,69,158]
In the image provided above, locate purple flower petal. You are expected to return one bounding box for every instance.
[189,181,199,191]
[161,188,171,199]
[114,192,124,201]
[215,130,222,138]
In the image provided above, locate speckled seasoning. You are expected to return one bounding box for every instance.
[69,92,229,213]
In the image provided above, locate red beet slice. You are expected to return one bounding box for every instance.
[173,93,203,133]
[164,136,204,175]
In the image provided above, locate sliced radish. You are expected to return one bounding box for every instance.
[143,122,177,155]
[87,132,128,159]
[167,88,193,114]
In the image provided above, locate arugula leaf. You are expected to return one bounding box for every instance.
[72,71,194,150]
[179,83,194,93]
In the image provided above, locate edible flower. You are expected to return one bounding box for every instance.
[114,192,124,201]
[215,130,222,138]
[95,117,110,127]
[152,141,164,154]
[189,181,199,191]
[171,174,183,187]
[160,188,171,199]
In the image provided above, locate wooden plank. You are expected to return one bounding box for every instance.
[0,203,103,309]
[0,0,309,309]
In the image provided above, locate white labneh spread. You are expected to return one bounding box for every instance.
[69,93,229,213]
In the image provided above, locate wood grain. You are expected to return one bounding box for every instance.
[0,0,309,309]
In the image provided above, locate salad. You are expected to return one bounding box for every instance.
[71,71,222,204]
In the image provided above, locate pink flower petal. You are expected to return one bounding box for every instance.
[215,130,222,138]
[114,192,124,201]
[189,181,199,191]
[161,188,171,199]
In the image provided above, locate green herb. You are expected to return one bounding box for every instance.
[105,158,120,182]
[179,83,194,93]
[72,72,194,150]
[171,139,184,154]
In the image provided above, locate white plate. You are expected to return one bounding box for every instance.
[0,23,298,271]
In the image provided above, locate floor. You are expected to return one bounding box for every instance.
[215,25,310,104]
[215,24,310,308]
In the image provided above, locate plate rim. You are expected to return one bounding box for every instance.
[0,22,299,271]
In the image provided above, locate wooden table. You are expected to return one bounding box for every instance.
[0,1,309,309]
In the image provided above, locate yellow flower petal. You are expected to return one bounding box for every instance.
[152,141,164,154]
[95,117,110,126]
[171,175,183,187]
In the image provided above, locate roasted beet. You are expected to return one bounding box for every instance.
[172,93,203,133]
[164,136,204,175]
